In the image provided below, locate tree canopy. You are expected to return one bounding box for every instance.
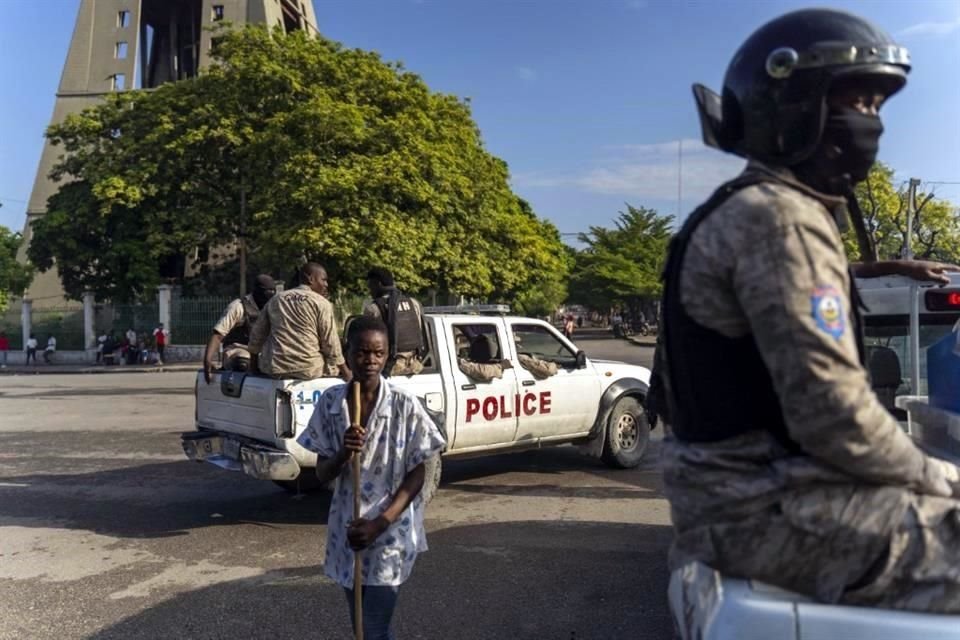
[568,205,673,312]
[29,26,568,309]
[845,162,960,263]
[0,222,34,313]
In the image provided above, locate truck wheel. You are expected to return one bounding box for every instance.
[419,455,442,505]
[601,396,650,469]
[274,471,327,494]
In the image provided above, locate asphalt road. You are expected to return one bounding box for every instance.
[0,337,671,640]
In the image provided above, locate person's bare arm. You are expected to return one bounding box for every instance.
[203,333,224,384]
[852,259,960,285]
[347,463,426,550]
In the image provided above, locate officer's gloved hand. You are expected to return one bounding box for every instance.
[927,457,960,498]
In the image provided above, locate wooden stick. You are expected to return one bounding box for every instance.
[351,381,364,640]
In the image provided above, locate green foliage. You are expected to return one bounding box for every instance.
[569,205,673,311]
[30,26,569,308]
[846,163,960,262]
[0,224,34,312]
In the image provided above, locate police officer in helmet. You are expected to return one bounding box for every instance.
[660,9,960,612]
[364,267,427,377]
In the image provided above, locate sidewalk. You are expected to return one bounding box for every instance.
[625,334,657,347]
[0,361,201,375]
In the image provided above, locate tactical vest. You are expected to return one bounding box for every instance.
[375,294,424,354]
[222,295,260,347]
[658,174,865,453]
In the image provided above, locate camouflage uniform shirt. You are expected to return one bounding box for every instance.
[248,285,344,379]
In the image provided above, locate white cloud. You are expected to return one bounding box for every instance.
[897,18,960,38]
[515,66,537,81]
[513,139,745,204]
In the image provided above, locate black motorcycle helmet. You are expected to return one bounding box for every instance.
[693,9,910,166]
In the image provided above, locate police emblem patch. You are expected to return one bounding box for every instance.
[812,286,845,339]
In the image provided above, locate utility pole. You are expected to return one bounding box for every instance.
[906,177,921,400]
[239,174,247,297]
[677,140,683,217]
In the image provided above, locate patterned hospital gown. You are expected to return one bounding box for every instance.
[297,379,446,588]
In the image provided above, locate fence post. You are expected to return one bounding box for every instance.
[82,291,96,350]
[158,285,173,339]
[20,299,32,349]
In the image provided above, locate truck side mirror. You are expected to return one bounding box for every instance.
[575,350,587,369]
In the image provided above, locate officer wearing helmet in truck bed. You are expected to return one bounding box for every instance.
[657,9,960,612]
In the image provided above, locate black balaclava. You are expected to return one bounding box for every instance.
[793,107,884,196]
[823,107,884,184]
[252,275,276,309]
[791,107,884,261]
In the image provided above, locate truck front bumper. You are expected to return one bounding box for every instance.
[181,431,301,481]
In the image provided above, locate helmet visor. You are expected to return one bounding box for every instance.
[766,43,910,79]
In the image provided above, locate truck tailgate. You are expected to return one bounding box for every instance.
[196,372,289,441]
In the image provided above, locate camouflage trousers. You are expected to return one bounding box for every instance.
[222,345,251,371]
[671,485,960,613]
[387,352,424,377]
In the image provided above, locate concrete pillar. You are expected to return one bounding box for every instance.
[158,285,173,337]
[82,291,96,349]
[20,299,32,348]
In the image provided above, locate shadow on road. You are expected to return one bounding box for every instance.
[0,441,664,540]
[0,460,333,538]
[85,520,674,640]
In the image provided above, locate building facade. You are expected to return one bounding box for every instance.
[19,0,318,307]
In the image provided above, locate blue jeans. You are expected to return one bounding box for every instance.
[343,585,400,640]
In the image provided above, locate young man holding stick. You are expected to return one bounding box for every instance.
[298,316,445,639]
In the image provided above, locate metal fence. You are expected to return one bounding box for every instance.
[109,302,160,339]
[171,296,231,345]
[31,305,85,350]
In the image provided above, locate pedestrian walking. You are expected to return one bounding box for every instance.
[297,316,445,639]
[563,315,576,339]
[25,334,38,365]
[153,323,168,365]
[0,331,8,368]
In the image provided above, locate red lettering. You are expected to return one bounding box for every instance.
[466,398,480,422]
[515,393,522,417]
[523,393,537,416]
[499,395,512,418]
[483,397,498,421]
[539,391,552,415]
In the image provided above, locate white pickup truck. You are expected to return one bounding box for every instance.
[183,308,652,501]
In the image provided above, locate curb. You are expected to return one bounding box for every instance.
[0,364,201,376]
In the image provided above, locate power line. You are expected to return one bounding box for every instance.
[0,196,27,203]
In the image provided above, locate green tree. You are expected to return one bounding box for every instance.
[0,222,35,312]
[29,26,568,306]
[845,162,960,262]
[569,205,673,314]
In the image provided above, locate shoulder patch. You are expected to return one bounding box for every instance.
[812,286,845,339]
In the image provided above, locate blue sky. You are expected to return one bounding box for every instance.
[1,0,958,241]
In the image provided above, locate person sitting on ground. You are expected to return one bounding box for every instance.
[458,333,512,382]
[363,267,427,377]
[43,334,57,364]
[203,274,276,383]
[101,331,119,364]
[249,262,351,381]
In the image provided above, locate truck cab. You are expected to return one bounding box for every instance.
[184,308,652,498]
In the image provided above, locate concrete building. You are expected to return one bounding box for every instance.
[18,0,318,307]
